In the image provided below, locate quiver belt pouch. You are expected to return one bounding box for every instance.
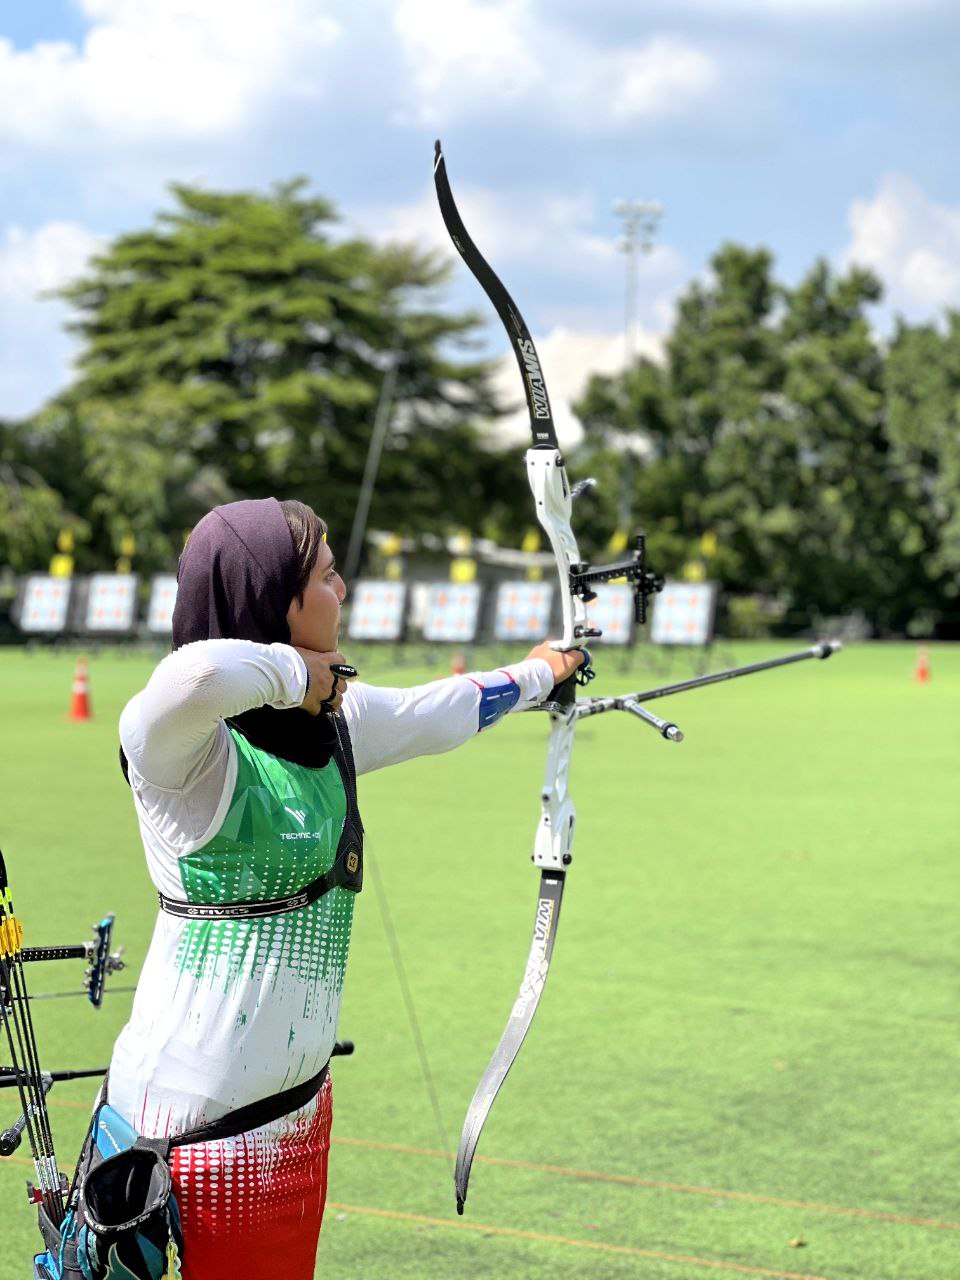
[77,1136,181,1279]
[36,1104,183,1280]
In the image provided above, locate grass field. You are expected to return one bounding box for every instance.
[0,642,956,1280]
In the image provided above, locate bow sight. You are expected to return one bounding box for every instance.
[558,477,664,635]
[568,532,663,633]
[14,915,126,1008]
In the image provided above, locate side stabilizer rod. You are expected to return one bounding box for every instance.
[621,700,683,741]
[576,694,682,740]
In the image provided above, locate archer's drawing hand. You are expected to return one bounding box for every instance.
[295,649,353,716]
[524,641,588,688]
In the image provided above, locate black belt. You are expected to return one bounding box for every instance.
[169,1058,333,1149]
[157,839,362,921]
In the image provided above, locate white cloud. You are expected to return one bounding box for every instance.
[392,0,542,124]
[491,325,666,448]
[844,174,960,314]
[0,221,103,416]
[0,222,103,300]
[365,179,617,275]
[610,37,717,121]
[362,179,686,294]
[901,248,960,304]
[392,0,718,129]
[0,0,340,148]
[679,0,940,11]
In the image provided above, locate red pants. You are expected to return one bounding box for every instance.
[170,1076,333,1280]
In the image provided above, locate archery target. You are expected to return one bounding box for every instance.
[18,576,72,633]
[651,582,718,646]
[84,574,138,632]
[422,583,482,642]
[347,581,407,641]
[584,584,635,646]
[147,575,178,633]
[493,582,554,641]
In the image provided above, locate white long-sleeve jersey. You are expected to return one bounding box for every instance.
[109,641,554,1134]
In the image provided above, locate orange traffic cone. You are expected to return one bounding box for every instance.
[69,656,92,721]
[451,652,466,675]
[914,646,930,684]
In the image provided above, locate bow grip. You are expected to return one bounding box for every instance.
[544,647,593,708]
[546,669,579,711]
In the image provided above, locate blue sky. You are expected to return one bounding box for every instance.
[2,0,960,439]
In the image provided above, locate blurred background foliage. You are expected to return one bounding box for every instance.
[1,184,957,636]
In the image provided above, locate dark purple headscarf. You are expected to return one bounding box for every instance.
[170,497,337,769]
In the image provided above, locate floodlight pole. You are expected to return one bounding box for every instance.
[613,197,663,374]
[343,349,401,586]
[612,197,663,529]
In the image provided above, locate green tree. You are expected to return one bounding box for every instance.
[50,180,506,571]
[699,258,900,622]
[574,245,930,632]
[0,417,88,572]
[885,316,960,632]
[574,245,788,583]
[768,261,929,630]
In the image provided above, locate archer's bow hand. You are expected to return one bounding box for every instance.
[524,641,588,686]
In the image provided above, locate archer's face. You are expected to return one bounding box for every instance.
[286,542,346,652]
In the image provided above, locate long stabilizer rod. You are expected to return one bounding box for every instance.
[579,641,841,719]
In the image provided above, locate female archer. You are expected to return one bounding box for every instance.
[109,496,584,1280]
